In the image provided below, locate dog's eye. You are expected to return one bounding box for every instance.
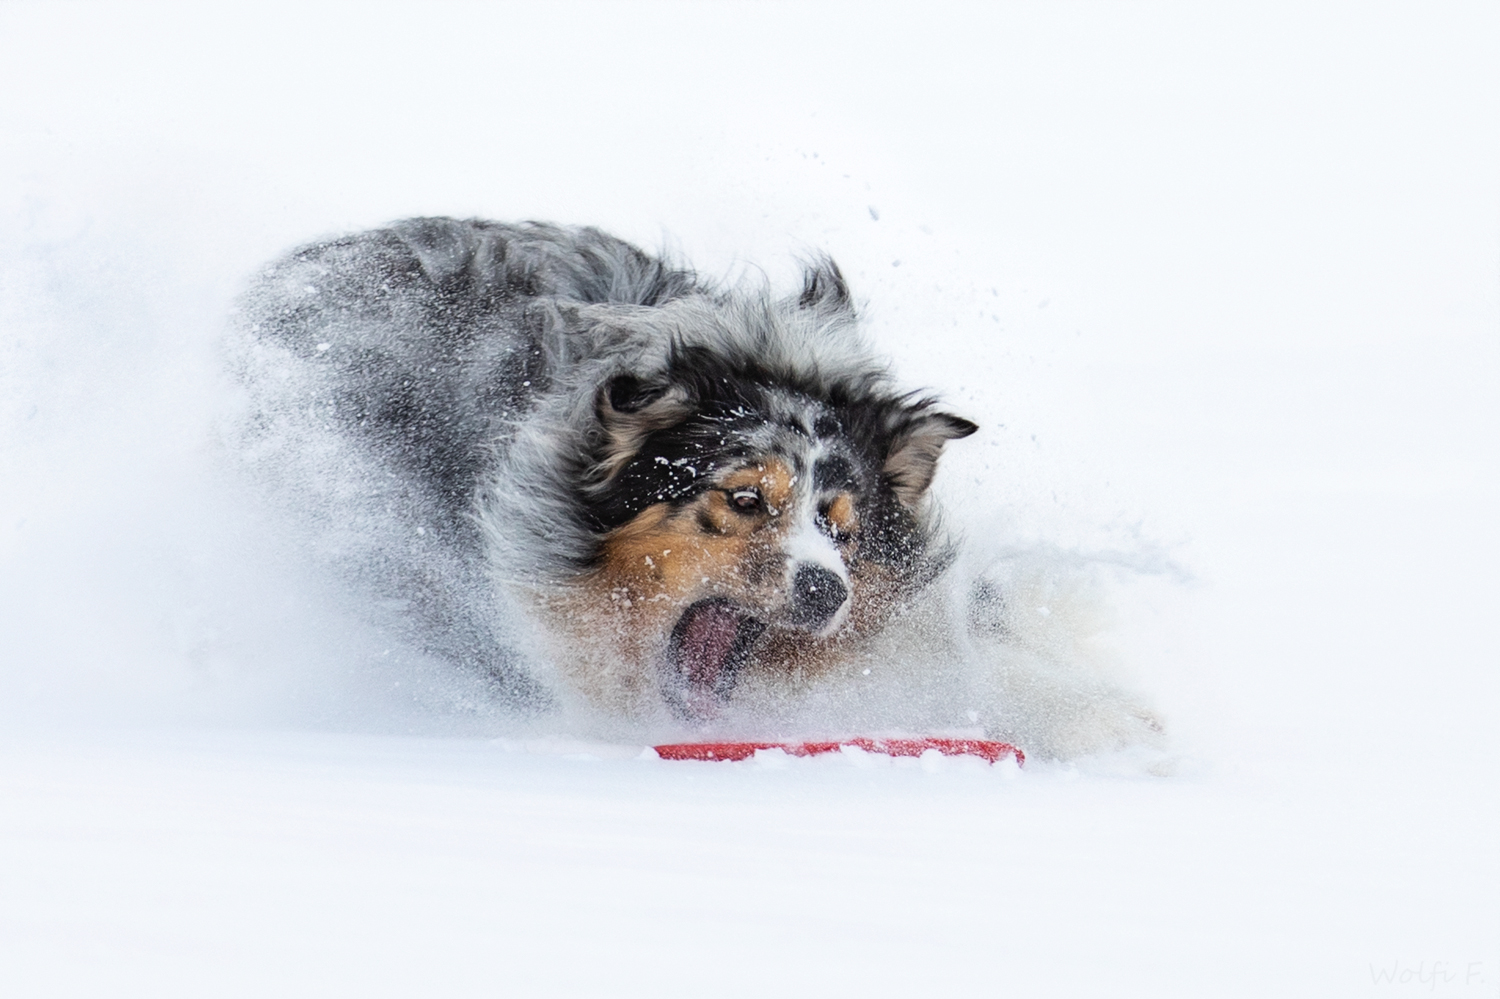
[728,489,763,513]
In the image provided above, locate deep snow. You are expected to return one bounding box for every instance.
[2,3,1497,997]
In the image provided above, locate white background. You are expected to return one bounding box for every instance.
[1,3,1497,996]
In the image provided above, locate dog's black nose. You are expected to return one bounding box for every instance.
[789,564,849,630]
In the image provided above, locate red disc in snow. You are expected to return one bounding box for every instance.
[652,737,1023,765]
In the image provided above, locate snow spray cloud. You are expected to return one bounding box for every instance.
[0,210,510,733]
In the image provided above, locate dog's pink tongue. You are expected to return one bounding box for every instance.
[678,603,740,717]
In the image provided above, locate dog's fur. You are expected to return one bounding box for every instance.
[234,218,1163,755]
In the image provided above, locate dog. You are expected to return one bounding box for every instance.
[234,217,1163,755]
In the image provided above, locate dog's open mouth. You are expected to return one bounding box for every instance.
[665,599,766,720]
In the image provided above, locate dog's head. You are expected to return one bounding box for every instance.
[549,264,976,720]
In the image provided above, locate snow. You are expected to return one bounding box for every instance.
[2,3,1498,997]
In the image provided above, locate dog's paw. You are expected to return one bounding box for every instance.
[1030,696,1167,761]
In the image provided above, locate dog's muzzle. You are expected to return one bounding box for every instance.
[663,561,851,721]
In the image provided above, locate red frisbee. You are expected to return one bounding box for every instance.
[652,736,1023,766]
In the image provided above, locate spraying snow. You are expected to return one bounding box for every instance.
[1,4,1496,997]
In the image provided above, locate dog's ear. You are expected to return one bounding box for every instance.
[798,258,852,316]
[605,374,669,415]
[595,374,693,481]
[883,410,978,508]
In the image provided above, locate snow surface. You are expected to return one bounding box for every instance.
[2,3,1497,996]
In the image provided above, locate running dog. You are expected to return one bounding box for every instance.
[236,218,1161,753]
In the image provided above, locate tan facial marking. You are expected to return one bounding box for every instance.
[822,492,858,537]
[598,503,745,595]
